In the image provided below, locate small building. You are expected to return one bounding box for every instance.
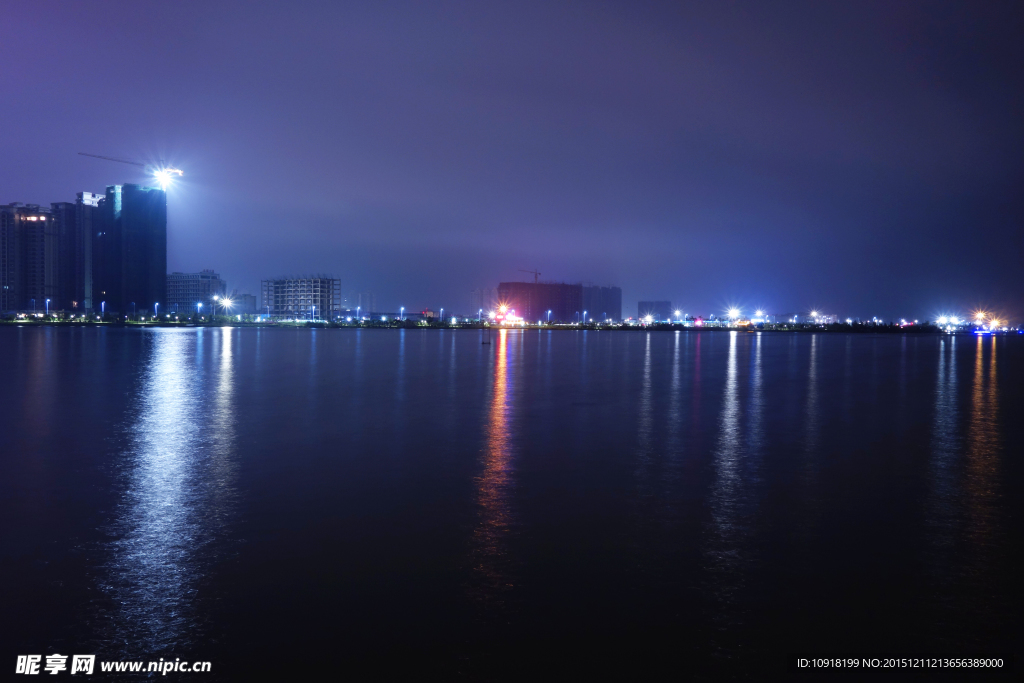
[261,276,341,320]
[167,270,227,314]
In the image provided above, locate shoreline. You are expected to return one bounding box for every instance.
[0,321,1015,335]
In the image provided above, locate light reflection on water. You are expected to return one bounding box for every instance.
[471,328,517,605]
[101,329,237,655]
[965,336,1001,566]
[2,327,1018,674]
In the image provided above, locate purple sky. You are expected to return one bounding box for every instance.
[4,0,1022,320]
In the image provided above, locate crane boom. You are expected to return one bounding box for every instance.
[519,269,541,284]
[78,152,183,186]
[78,152,146,168]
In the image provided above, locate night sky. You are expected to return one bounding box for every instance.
[4,1,1022,320]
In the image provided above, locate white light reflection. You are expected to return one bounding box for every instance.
[705,330,754,627]
[927,336,959,589]
[104,329,237,654]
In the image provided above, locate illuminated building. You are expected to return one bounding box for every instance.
[261,276,341,319]
[167,270,228,313]
[0,203,57,312]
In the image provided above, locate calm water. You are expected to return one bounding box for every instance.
[2,327,1020,678]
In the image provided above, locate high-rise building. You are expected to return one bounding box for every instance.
[166,270,227,314]
[637,301,673,321]
[497,281,583,322]
[261,277,342,319]
[583,285,622,322]
[50,192,102,312]
[0,203,58,312]
[93,184,167,316]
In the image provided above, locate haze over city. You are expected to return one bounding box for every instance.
[4,0,1022,320]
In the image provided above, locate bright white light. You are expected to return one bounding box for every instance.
[154,170,173,190]
[810,310,818,318]
[938,316,948,325]
[674,310,681,317]
[728,308,740,319]
[644,315,653,323]
[950,317,959,325]
[755,310,764,317]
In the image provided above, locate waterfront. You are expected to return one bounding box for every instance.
[2,327,1020,678]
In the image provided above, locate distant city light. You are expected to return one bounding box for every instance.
[755,310,764,317]
[728,308,740,319]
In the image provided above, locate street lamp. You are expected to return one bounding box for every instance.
[440,308,444,324]
[45,298,50,316]
[583,310,587,325]
[547,310,552,323]
[197,302,202,319]
[400,306,405,321]
[155,303,159,318]
[101,301,105,316]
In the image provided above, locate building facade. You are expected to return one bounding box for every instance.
[497,281,583,322]
[261,277,342,319]
[93,184,167,316]
[583,285,622,322]
[0,203,58,313]
[50,192,102,312]
[166,270,228,314]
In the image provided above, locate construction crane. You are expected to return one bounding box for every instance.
[78,152,183,188]
[519,269,541,284]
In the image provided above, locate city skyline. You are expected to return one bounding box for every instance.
[3,1,1021,321]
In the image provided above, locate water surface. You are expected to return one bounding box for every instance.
[1,327,1020,678]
